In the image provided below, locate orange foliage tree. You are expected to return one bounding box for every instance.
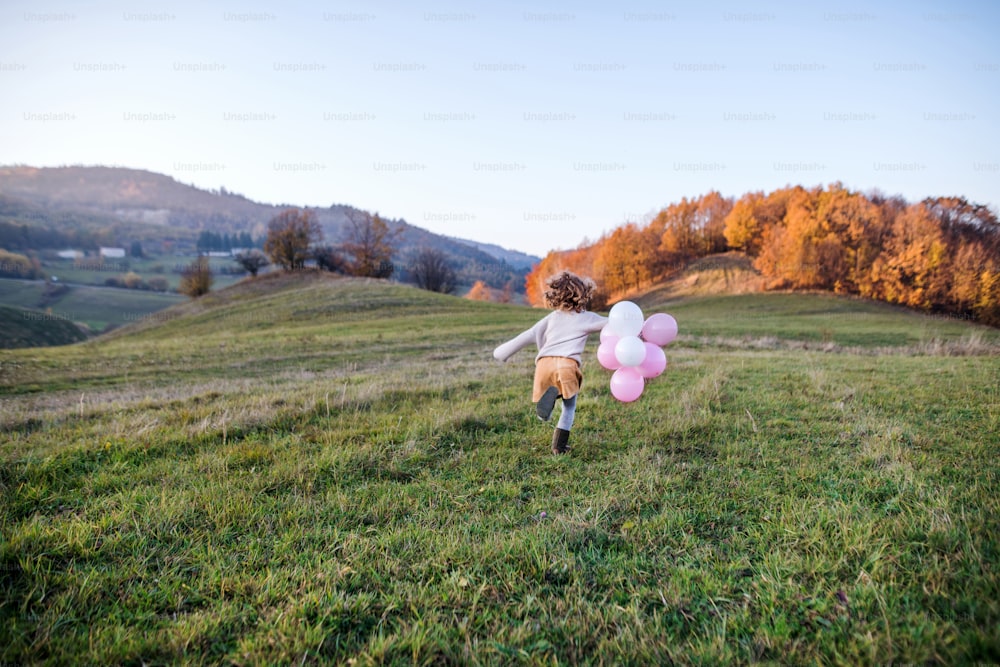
[466,280,492,301]
[697,191,733,254]
[524,184,999,325]
[651,192,733,262]
[264,208,323,271]
[880,201,950,309]
[596,224,659,296]
[525,242,605,308]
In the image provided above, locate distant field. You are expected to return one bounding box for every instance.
[0,278,183,332]
[41,255,247,291]
[1,274,997,665]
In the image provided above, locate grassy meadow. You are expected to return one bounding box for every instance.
[1,271,998,665]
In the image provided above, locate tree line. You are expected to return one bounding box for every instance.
[526,184,1000,326]
[0,219,108,252]
[183,207,460,298]
[195,230,258,253]
[0,248,44,279]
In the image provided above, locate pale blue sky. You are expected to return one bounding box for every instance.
[2,0,997,256]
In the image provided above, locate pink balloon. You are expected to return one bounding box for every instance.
[597,341,621,370]
[610,367,644,402]
[599,327,619,345]
[638,342,667,378]
[641,313,678,346]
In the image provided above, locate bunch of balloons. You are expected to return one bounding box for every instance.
[597,301,678,402]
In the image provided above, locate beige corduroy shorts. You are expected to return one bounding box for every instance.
[532,356,582,402]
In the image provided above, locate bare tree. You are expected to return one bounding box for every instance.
[264,208,323,270]
[410,247,457,294]
[500,280,514,303]
[342,210,401,278]
[233,249,270,277]
[313,245,348,273]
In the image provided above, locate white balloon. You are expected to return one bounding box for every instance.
[614,335,646,367]
[607,301,644,337]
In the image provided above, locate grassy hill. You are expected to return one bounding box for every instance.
[642,252,766,300]
[644,293,1000,350]
[1,275,998,665]
[636,252,1000,351]
[0,304,88,349]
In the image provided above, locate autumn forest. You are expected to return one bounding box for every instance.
[526,184,1000,326]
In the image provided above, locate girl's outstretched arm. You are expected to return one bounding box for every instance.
[493,326,539,362]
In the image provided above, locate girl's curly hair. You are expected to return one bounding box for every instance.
[544,271,596,312]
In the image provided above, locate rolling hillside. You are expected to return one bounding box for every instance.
[633,253,1000,351]
[2,273,998,664]
[639,252,765,300]
[96,267,1000,352]
[0,304,88,349]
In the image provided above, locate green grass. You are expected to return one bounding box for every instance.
[2,274,998,665]
[641,292,1000,350]
[0,278,183,332]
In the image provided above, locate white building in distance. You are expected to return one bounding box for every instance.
[99,247,127,259]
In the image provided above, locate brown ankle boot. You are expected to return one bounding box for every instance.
[552,428,571,454]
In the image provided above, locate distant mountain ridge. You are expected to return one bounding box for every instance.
[0,165,540,290]
[448,237,539,269]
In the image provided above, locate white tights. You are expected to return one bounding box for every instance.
[556,394,577,431]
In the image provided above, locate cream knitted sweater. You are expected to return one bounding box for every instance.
[493,310,608,364]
